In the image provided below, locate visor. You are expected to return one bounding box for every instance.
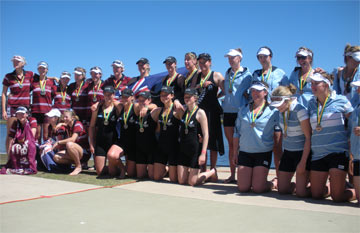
[225,49,243,58]
[250,82,268,91]
[45,109,61,118]
[296,49,312,57]
[346,51,360,62]
[307,73,331,86]
[257,48,271,56]
[11,55,25,63]
[350,80,360,87]
[270,96,291,107]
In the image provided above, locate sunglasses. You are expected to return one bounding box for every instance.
[296,56,307,61]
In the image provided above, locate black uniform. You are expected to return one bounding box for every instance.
[95,105,118,156]
[135,110,157,164]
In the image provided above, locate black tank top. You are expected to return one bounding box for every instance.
[158,106,180,144]
[161,73,184,104]
[118,104,137,144]
[95,104,118,141]
[135,110,157,153]
[180,107,201,147]
[196,71,222,113]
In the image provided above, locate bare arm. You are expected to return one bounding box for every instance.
[89,107,99,154]
[2,85,8,120]
[214,71,225,98]
[196,109,209,166]
[297,119,312,174]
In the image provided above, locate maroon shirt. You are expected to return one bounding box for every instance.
[2,70,33,108]
[31,75,57,114]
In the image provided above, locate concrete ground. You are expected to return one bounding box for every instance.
[1,168,359,233]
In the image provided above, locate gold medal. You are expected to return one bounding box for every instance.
[139,127,144,133]
[251,122,256,128]
[316,124,322,132]
[184,128,189,134]
[299,90,304,95]
[93,96,97,102]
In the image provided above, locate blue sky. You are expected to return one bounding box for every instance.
[1,0,359,89]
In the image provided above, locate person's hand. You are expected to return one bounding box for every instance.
[2,111,8,120]
[313,67,325,73]
[173,100,184,112]
[354,126,360,136]
[296,160,306,175]
[55,123,66,131]
[198,153,206,166]
[232,154,238,167]
[51,141,59,151]
[140,107,148,117]
[90,144,95,154]
[198,134,203,143]
[202,80,212,88]
[91,102,99,112]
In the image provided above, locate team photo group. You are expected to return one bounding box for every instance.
[1,44,360,205]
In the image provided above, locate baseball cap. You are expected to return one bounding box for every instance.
[121,88,134,97]
[138,91,151,99]
[112,60,124,68]
[136,58,149,65]
[197,53,211,61]
[160,86,174,94]
[163,56,177,64]
[184,88,198,96]
[37,61,48,69]
[103,86,115,94]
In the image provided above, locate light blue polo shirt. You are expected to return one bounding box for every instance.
[333,64,360,103]
[349,106,360,161]
[234,104,277,153]
[288,67,313,107]
[276,99,309,151]
[222,67,252,113]
[307,92,354,161]
[252,66,289,95]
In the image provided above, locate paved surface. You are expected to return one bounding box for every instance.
[1,168,359,233]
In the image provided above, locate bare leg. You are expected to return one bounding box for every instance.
[329,168,355,202]
[53,150,73,164]
[278,171,295,194]
[353,176,360,203]
[200,151,207,173]
[35,125,42,143]
[177,165,189,185]
[136,164,148,179]
[66,142,83,176]
[154,163,166,181]
[42,122,50,142]
[168,165,178,183]
[237,166,253,192]
[224,126,235,183]
[310,171,329,199]
[188,167,216,186]
[6,117,16,155]
[147,164,154,180]
[252,166,273,193]
[126,160,136,178]
[94,155,107,176]
[296,171,311,197]
[107,145,124,177]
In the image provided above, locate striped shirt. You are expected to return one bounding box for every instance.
[2,70,33,107]
[252,66,289,95]
[53,85,71,113]
[103,75,131,100]
[350,106,360,161]
[288,67,314,108]
[223,67,253,113]
[31,75,56,114]
[276,99,309,151]
[87,81,104,116]
[333,64,360,102]
[307,91,354,161]
[64,121,89,149]
[68,81,90,122]
[234,104,277,153]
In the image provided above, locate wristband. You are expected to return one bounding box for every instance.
[201,150,207,154]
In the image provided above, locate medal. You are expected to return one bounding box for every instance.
[19,84,23,89]
[315,124,322,132]
[299,68,312,94]
[139,115,145,133]
[229,68,240,94]
[75,81,84,103]
[61,101,66,105]
[41,90,46,95]
[93,96,97,102]
[124,124,128,129]
[163,125,167,131]
[299,90,304,95]
[184,106,198,135]
[17,74,25,89]
[75,97,80,102]
[166,73,177,86]
[139,127,144,133]
[250,122,256,128]
[123,104,133,130]
[185,69,197,87]
[250,102,265,129]
[161,103,173,132]
[184,128,189,134]
[261,67,272,82]
[200,70,212,88]
[103,106,113,126]
[229,89,232,93]
[283,133,287,138]
[104,120,109,126]
[40,78,47,96]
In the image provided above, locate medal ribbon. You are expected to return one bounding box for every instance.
[299,67,312,91]
[114,78,122,89]
[75,81,84,98]
[93,80,102,99]
[162,103,173,128]
[250,102,266,124]
[139,116,144,130]
[123,103,133,126]
[185,69,197,86]
[61,87,67,102]
[317,94,330,126]
[229,69,240,90]
[40,77,47,93]
[16,73,25,87]
[261,67,272,82]
[185,106,198,129]
[166,73,177,86]
[200,70,212,88]
[282,109,290,135]
[103,106,113,123]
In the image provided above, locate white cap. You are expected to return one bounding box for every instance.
[296,49,312,57]
[250,82,268,92]
[90,66,102,74]
[60,71,71,79]
[307,73,331,86]
[257,47,271,56]
[45,109,61,118]
[37,61,48,69]
[112,60,124,68]
[270,96,291,108]
[345,51,360,62]
[224,49,243,58]
[11,55,26,63]
[350,80,360,87]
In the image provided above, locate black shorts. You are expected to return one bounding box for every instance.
[237,151,272,169]
[154,147,178,166]
[223,113,237,127]
[311,152,349,172]
[279,150,311,172]
[94,144,111,157]
[136,150,154,165]
[353,160,360,176]
[115,140,136,162]
[32,113,47,124]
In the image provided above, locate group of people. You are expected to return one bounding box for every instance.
[1,44,359,204]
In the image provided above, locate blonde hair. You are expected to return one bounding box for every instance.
[314,70,334,85]
[185,52,199,69]
[272,84,297,97]
[344,43,360,63]
[63,109,80,121]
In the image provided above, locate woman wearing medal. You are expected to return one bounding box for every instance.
[89,86,125,177]
[107,88,137,177]
[184,52,199,89]
[288,47,315,107]
[194,53,225,180]
[31,61,57,143]
[53,72,71,113]
[2,55,33,154]
[68,67,89,126]
[333,44,360,105]
[233,81,278,193]
[87,66,104,120]
[176,88,216,186]
[252,47,288,176]
[151,86,182,182]
[222,48,253,183]
[133,91,158,179]
[349,81,360,203]
[269,85,312,197]
[307,71,355,202]
[103,60,131,100]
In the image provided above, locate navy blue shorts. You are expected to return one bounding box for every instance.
[353,160,360,176]
[311,152,349,172]
[237,151,272,169]
[279,150,311,172]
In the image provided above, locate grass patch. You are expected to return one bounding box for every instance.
[0,154,136,186]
